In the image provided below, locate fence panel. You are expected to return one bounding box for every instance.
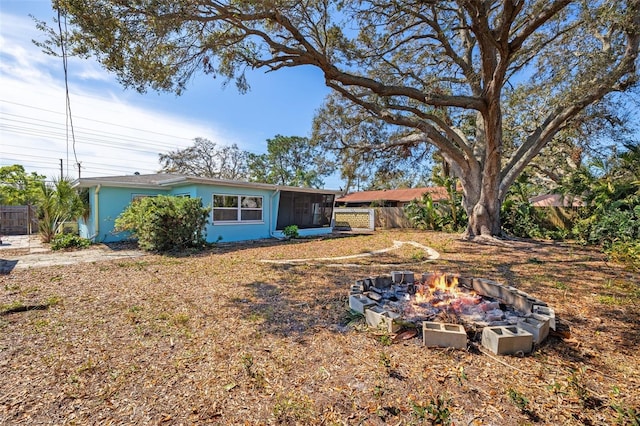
[0,205,38,235]
[374,207,414,229]
[333,208,375,231]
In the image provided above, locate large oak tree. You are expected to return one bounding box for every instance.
[45,0,639,237]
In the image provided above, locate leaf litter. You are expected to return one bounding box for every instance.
[0,230,638,425]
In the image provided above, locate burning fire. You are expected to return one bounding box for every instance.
[413,273,481,311]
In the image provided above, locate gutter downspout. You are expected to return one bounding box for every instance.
[270,189,283,239]
[91,185,101,241]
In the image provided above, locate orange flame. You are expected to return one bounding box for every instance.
[413,273,475,306]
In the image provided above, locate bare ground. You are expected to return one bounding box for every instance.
[1,230,638,425]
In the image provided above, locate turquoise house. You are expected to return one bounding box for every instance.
[72,174,341,243]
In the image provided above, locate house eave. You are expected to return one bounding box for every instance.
[72,179,164,190]
[72,175,343,195]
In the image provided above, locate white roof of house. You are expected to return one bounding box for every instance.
[72,173,343,195]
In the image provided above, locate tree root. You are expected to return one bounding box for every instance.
[459,233,514,247]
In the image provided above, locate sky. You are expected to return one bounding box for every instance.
[0,0,339,187]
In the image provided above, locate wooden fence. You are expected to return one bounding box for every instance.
[0,205,38,235]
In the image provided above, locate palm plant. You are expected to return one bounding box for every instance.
[38,178,84,243]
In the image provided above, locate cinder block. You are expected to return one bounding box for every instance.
[353,280,365,291]
[350,285,363,295]
[364,277,375,290]
[512,293,535,313]
[518,314,550,345]
[391,271,415,284]
[529,298,547,307]
[472,278,504,299]
[500,286,519,305]
[364,291,382,302]
[364,306,401,333]
[423,321,467,349]
[457,275,473,290]
[533,305,556,330]
[349,294,377,314]
[373,275,392,289]
[481,326,533,355]
[421,272,438,283]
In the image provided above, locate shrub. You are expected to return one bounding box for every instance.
[282,225,299,239]
[114,196,210,252]
[404,188,467,233]
[606,241,640,271]
[500,199,545,238]
[50,234,91,251]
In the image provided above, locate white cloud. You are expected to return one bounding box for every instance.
[0,10,236,180]
[0,5,342,188]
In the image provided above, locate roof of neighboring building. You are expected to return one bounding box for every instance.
[336,187,449,204]
[529,193,585,207]
[72,173,343,195]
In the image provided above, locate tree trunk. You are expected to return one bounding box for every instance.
[460,172,502,239]
[461,109,504,239]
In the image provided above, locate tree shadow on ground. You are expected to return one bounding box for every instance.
[136,232,373,259]
[225,263,374,338]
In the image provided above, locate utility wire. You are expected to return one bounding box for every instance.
[57,7,79,177]
[0,114,188,151]
[0,100,196,143]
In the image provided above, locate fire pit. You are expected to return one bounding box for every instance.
[348,271,555,355]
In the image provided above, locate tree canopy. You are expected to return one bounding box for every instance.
[47,0,640,237]
[0,165,46,205]
[159,137,250,180]
[157,136,333,187]
[247,135,335,188]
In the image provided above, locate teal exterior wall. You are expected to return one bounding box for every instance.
[81,182,333,244]
[192,184,278,243]
[82,186,170,242]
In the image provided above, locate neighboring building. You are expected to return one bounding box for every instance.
[528,194,584,207]
[528,193,584,230]
[72,174,341,243]
[336,187,449,208]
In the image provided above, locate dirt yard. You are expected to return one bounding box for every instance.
[1,230,638,425]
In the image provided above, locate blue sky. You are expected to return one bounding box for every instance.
[0,0,338,187]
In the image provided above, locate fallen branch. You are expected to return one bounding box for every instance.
[0,304,49,316]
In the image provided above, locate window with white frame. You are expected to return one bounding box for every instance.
[131,194,156,202]
[213,194,263,223]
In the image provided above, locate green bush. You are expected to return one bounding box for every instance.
[114,196,210,252]
[50,233,91,251]
[500,199,545,238]
[404,190,466,233]
[606,241,640,271]
[283,225,299,239]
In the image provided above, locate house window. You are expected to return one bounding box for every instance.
[131,194,156,202]
[213,195,263,223]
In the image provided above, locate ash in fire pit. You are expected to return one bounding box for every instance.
[348,271,556,355]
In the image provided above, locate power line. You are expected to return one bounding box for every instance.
[0,142,158,164]
[0,99,268,156]
[0,150,154,169]
[0,123,170,155]
[0,99,196,143]
[0,114,188,151]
